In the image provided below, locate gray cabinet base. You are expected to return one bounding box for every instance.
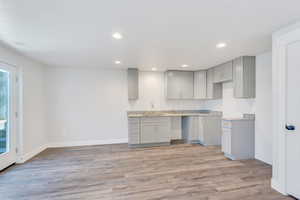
[129,142,170,148]
[224,153,236,160]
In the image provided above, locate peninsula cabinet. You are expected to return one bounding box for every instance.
[206,68,222,99]
[233,56,256,98]
[127,68,139,100]
[221,119,255,160]
[165,70,194,99]
[213,61,233,83]
[194,70,207,99]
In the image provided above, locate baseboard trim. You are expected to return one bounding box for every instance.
[17,144,48,164]
[47,138,128,148]
[271,178,287,195]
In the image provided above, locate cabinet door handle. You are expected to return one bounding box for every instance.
[286,124,295,131]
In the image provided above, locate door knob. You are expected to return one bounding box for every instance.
[286,124,296,131]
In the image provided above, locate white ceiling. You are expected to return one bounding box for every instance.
[1,0,300,70]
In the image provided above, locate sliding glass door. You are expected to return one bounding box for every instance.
[0,63,17,171]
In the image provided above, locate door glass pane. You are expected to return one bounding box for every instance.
[0,70,9,154]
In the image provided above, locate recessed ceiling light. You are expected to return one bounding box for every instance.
[151,67,157,71]
[112,32,123,40]
[181,64,189,68]
[115,60,121,64]
[216,42,227,48]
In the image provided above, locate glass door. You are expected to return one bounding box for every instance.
[0,63,17,171]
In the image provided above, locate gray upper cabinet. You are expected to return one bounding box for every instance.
[233,56,256,98]
[206,68,222,99]
[213,61,233,83]
[194,70,207,99]
[165,70,194,99]
[128,68,139,100]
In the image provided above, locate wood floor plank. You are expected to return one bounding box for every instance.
[0,144,291,200]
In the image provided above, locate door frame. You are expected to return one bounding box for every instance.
[0,60,23,168]
[272,21,300,195]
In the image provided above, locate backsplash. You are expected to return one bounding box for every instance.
[128,71,205,111]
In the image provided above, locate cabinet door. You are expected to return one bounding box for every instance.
[179,71,194,99]
[222,129,232,154]
[207,69,222,99]
[233,57,244,98]
[170,117,182,140]
[222,61,233,82]
[213,65,222,83]
[128,118,140,144]
[206,68,214,99]
[140,123,157,144]
[221,133,226,152]
[166,71,194,99]
[166,71,181,99]
[187,116,199,141]
[128,69,139,100]
[214,61,233,83]
[198,117,204,142]
[140,117,170,144]
[194,71,207,99]
[233,57,256,98]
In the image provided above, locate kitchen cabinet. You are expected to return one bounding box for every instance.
[221,119,255,160]
[206,68,222,99]
[213,61,233,83]
[194,70,207,99]
[165,70,194,99]
[140,117,171,144]
[182,116,201,143]
[128,118,140,145]
[182,116,222,145]
[170,117,182,140]
[233,56,256,98]
[128,68,139,100]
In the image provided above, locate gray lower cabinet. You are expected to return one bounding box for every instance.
[128,118,140,145]
[206,68,222,99]
[128,68,139,100]
[165,70,194,99]
[221,119,255,160]
[183,116,222,145]
[233,56,256,98]
[128,117,172,146]
[213,61,233,83]
[170,117,182,140]
[140,117,171,144]
[194,70,207,99]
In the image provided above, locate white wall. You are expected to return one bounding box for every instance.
[45,68,129,146]
[203,52,272,164]
[45,69,204,146]
[0,44,47,161]
[129,71,204,111]
[255,51,272,165]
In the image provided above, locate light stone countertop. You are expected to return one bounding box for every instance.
[127,110,222,118]
[222,114,255,121]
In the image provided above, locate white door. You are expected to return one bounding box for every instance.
[286,40,300,199]
[0,63,17,171]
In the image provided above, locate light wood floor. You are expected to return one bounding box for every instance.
[0,144,292,200]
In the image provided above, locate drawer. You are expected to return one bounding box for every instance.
[222,127,232,134]
[141,117,170,123]
[222,120,232,129]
